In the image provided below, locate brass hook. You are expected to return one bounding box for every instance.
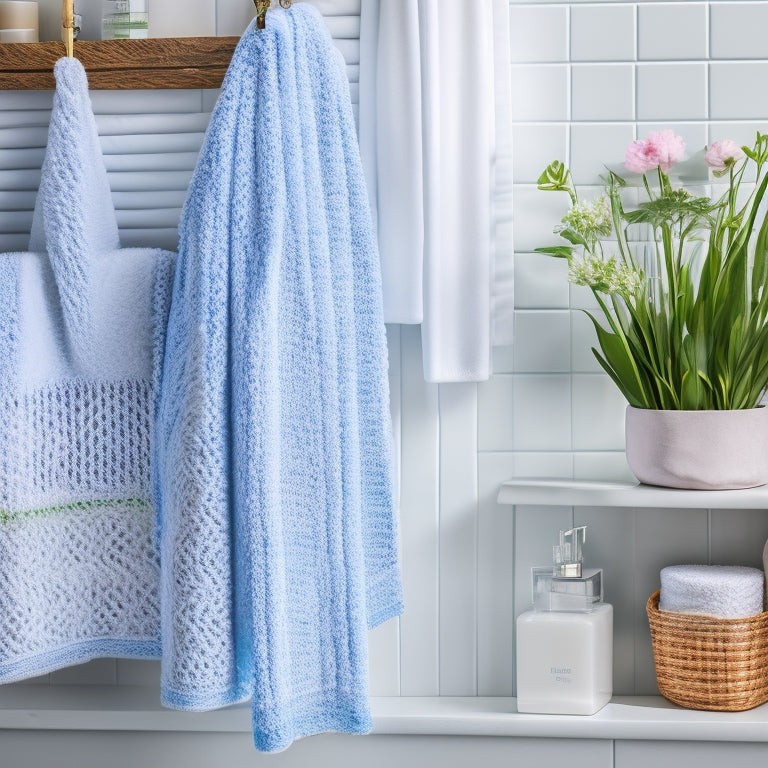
[61,0,75,57]
[254,0,292,30]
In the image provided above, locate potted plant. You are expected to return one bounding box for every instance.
[537,130,768,489]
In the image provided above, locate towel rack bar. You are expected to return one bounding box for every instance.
[0,38,239,89]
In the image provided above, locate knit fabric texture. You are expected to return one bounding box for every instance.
[154,4,403,752]
[0,57,175,681]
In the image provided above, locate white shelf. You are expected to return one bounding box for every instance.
[1,688,768,742]
[497,478,768,509]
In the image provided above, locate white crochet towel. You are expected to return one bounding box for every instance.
[0,57,175,682]
[660,564,765,619]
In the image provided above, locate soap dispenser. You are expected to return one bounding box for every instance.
[516,525,613,715]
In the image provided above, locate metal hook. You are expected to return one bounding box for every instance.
[61,0,75,57]
[254,0,292,30]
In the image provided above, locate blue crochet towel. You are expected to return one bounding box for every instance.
[0,58,175,681]
[155,4,403,753]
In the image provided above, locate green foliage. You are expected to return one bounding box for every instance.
[537,134,768,410]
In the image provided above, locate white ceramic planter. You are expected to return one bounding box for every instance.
[625,406,768,490]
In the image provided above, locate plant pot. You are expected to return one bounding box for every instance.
[625,405,768,490]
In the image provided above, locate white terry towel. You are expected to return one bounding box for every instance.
[660,564,765,619]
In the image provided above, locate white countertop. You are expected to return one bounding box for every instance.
[1,688,768,742]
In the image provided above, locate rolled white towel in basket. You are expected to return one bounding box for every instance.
[660,565,765,619]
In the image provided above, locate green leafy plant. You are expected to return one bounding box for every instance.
[537,130,768,410]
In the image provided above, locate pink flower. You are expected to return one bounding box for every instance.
[705,139,745,171]
[624,130,686,174]
[646,130,686,173]
[625,139,660,174]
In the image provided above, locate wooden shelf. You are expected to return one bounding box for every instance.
[497,478,768,509]
[0,38,239,90]
[2,688,768,743]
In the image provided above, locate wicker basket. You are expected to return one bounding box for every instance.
[646,590,768,711]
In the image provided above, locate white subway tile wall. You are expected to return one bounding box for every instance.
[4,0,768,705]
[498,0,768,699]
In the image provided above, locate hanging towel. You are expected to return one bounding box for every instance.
[358,0,514,382]
[0,58,175,682]
[154,4,403,753]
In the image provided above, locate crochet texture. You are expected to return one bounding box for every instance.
[155,4,403,752]
[0,57,175,681]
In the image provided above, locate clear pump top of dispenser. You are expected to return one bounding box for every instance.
[531,526,604,612]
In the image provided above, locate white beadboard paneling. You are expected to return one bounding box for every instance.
[99,133,206,155]
[572,374,626,451]
[368,619,401,697]
[0,168,40,190]
[90,91,204,115]
[633,508,709,695]
[368,325,402,698]
[202,90,221,113]
[332,38,360,65]
[710,63,768,120]
[398,325,439,696]
[118,228,180,250]
[0,234,30,251]
[638,3,707,61]
[513,504,573,695]
[0,126,48,149]
[512,375,572,451]
[50,660,118,686]
[513,310,571,373]
[478,454,516,696]
[569,124,635,184]
[493,344,514,374]
[512,185,571,253]
[322,15,361,38]
[111,190,187,209]
[478,374,515,452]
[0,110,51,129]
[306,0,361,16]
[711,2,768,60]
[115,208,183,228]
[636,63,707,120]
[106,170,194,192]
[0,92,54,111]
[575,505,635,694]
[710,509,768,569]
[571,65,634,121]
[571,4,635,62]
[438,383,478,696]
[510,65,569,121]
[116,660,161,687]
[0,189,37,209]
[94,113,212,135]
[514,251,570,310]
[509,5,568,63]
[512,124,567,185]
[0,209,32,232]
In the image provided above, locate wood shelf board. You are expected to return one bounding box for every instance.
[0,38,239,89]
[2,689,768,742]
[497,478,768,509]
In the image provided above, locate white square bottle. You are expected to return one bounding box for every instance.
[516,525,613,715]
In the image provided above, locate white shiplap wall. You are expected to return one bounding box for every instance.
[4,0,768,706]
